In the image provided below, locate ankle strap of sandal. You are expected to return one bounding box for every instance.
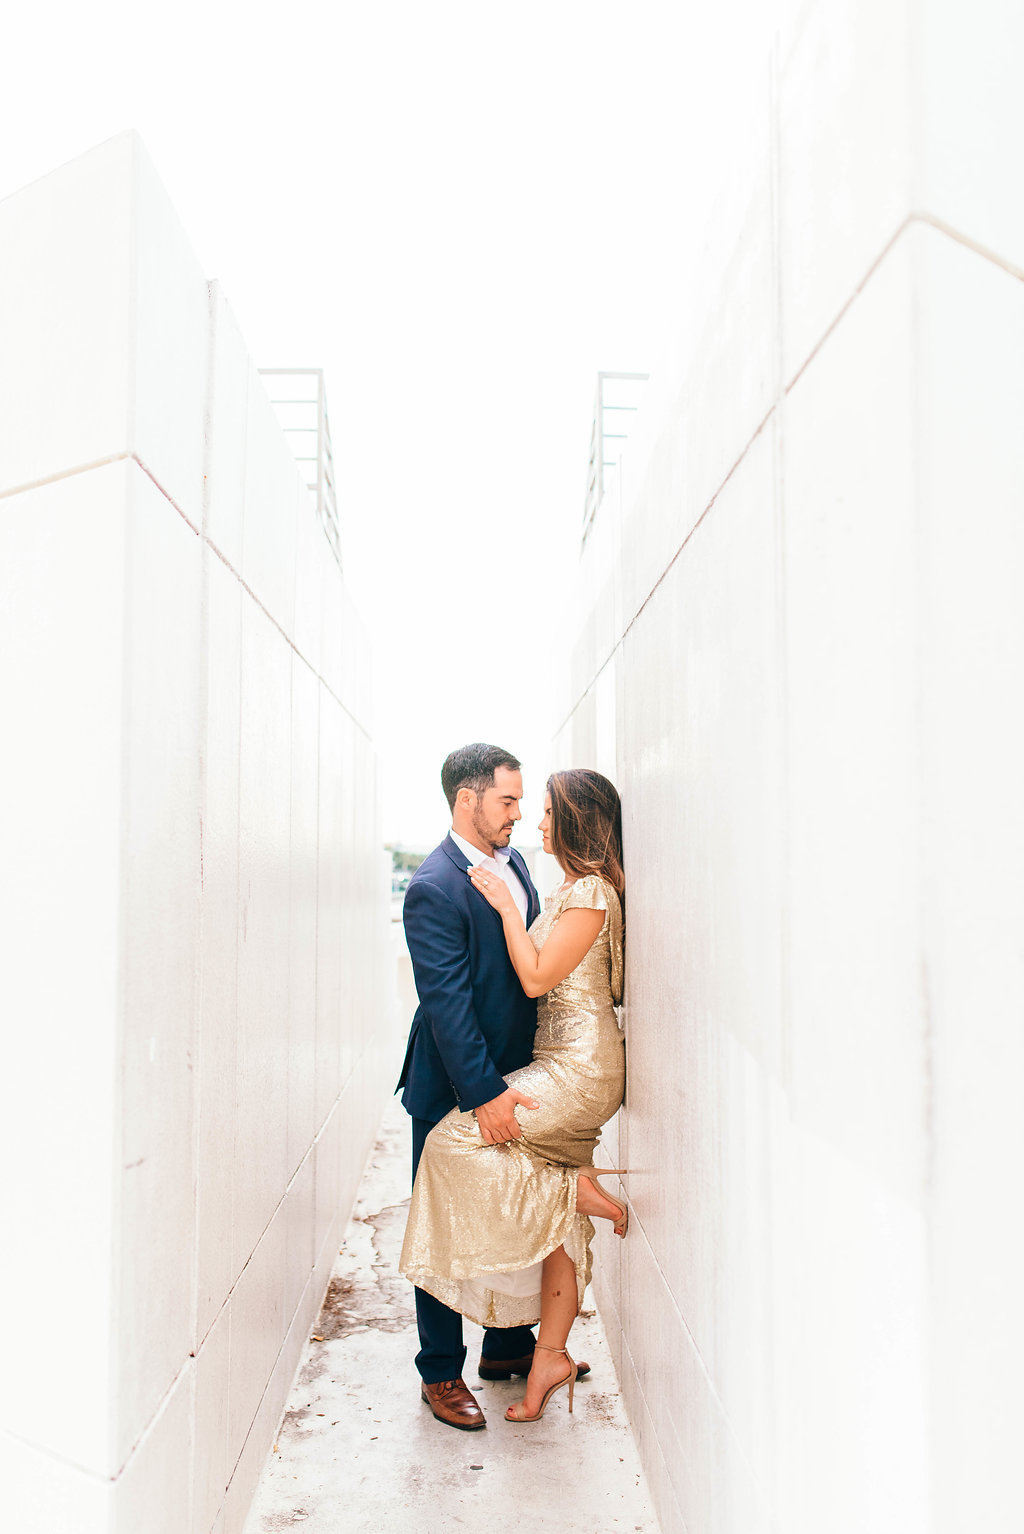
[533,1343,567,1354]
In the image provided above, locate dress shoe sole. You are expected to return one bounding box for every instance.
[478,1358,591,1382]
[420,1388,486,1430]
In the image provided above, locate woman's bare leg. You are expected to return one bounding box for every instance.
[509,1245,577,1417]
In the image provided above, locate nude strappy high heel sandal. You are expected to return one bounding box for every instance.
[504,1343,577,1422]
[577,1165,630,1237]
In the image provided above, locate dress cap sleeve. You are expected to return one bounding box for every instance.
[562,873,610,912]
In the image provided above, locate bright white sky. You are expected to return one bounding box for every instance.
[2,1,768,847]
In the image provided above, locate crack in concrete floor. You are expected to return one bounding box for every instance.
[243,1099,659,1534]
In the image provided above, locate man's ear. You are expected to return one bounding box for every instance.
[456,787,475,810]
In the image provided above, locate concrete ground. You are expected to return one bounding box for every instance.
[243,1097,659,1534]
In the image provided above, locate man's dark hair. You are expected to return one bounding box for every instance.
[441,743,521,812]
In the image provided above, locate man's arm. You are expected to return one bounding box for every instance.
[403,880,536,1137]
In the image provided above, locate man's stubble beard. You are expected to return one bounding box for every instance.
[472,804,509,850]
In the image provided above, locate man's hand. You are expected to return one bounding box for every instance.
[475,1086,540,1144]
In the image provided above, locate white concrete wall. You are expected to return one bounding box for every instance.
[559,4,1024,1531]
[0,134,395,1534]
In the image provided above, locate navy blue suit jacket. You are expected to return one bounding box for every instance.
[397,834,541,1124]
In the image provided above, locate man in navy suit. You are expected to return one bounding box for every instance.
[397,742,543,1430]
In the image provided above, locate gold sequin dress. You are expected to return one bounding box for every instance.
[399,873,625,1328]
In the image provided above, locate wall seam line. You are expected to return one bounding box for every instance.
[913,211,1024,283]
[0,1425,115,1486]
[200,529,372,744]
[613,1323,691,1532]
[610,1206,770,1496]
[222,1102,392,1505]
[194,1048,378,1352]
[783,214,914,397]
[0,450,373,746]
[0,451,132,501]
[135,448,374,744]
[768,33,787,1529]
[555,404,774,737]
[560,210,945,735]
[595,1266,695,1527]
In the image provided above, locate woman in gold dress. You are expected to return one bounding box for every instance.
[400,769,629,1423]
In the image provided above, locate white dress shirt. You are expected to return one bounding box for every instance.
[450,830,529,924]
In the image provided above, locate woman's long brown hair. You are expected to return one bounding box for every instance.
[547,769,625,910]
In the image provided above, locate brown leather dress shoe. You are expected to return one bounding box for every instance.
[477,1352,591,1382]
[420,1377,486,1430]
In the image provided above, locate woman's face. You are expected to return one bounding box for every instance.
[538,792,553,855]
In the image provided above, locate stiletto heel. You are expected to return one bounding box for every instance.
[576,1165,630,1237]
[504,1344,578,1422]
